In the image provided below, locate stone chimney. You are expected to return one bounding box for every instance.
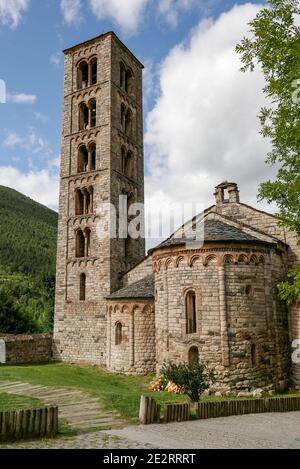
[214,181,240,206]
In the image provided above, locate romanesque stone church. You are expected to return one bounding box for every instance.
[53,32,300,393]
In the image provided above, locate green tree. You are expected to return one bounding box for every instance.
[161,362,215,402]
[0,286,39,334]
[236,0,300,301]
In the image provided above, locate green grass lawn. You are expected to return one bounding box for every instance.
[0,392,44,412]
[0,363,183,422]
[0,363,299,423]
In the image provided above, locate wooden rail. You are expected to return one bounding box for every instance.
[196,396,300,419]
[139,395,300,425]
[0,406,58,442]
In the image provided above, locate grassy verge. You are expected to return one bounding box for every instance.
[0,363,299,423]
[0,392,44,412]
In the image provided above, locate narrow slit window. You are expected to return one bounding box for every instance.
[115,322,122,345]
[186,291,197,334]
[80,273,86,301]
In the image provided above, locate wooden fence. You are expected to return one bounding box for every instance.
[196,396,300,419]
[139,395,300,425]
[0,406,58,442]
[163,403,190,423]
[139,396,160,424]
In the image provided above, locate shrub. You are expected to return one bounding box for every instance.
[161,362,215,402]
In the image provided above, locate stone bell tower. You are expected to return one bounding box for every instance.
[53,32,145,365]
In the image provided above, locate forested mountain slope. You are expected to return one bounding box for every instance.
[0,186,58,333]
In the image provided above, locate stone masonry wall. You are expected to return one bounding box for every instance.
[122,255,153,287]
[209,199,300,389]
[0,334,52,365]
[107,299,155,374]
[153,243,290,392]
[54,33,145,365]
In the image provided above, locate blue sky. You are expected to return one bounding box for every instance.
[0,0,272,216]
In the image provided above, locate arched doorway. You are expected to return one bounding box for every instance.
[188,346,199,365]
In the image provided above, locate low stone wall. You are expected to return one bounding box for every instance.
[0,406,58,442]
[0,334,52,365]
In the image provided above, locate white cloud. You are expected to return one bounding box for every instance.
[34,112,49,123]
[3,131,22,147]
[158,0,196,28]
[145,3,277,246]
[3,128,50,154]
[0,0,29,28]
[60,0,83,26]
[89,0,149,33]
[7,93,37,104]
[50,52,61,67]
[59,0,209,33]
[0,166,59,210]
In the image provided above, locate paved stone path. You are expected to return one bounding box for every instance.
[1,433,154,449]
[2,412,300,449]
[0,381,125,431]
[107,411,300,449]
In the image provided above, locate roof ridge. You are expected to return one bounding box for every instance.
[207,211,287,245]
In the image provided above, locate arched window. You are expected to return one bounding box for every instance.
[87,187,94,213]
[124,151,134,179]
[89,142,96,170]
[115,322,122,345]
[86,190,91,214]
[77,61,89,89]
[75,189,84,215]
[125,109,133,137]
[78,145,88,173]
[120,62,126,89]
[79,273,86,301]
[84,228,91,257]
[90,58,97,85]
[76,230,85,258]
[79,102,89,131]
[121,103,126,131]
[121,146,126,173]
[188,346,199,365]
[250,343,257,367]
[125,68,134,95]
[89,99,96,128]
[186,291,196,334]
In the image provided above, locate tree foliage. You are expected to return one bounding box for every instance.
[161,362,215,402]
[0,186,57,333]
[0,286,40,334]
[236,0,300,302]
[278,266,300,304]
[237,0,300,233]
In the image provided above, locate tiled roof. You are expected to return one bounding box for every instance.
[152,219,272,251]
[107,275,154,300]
